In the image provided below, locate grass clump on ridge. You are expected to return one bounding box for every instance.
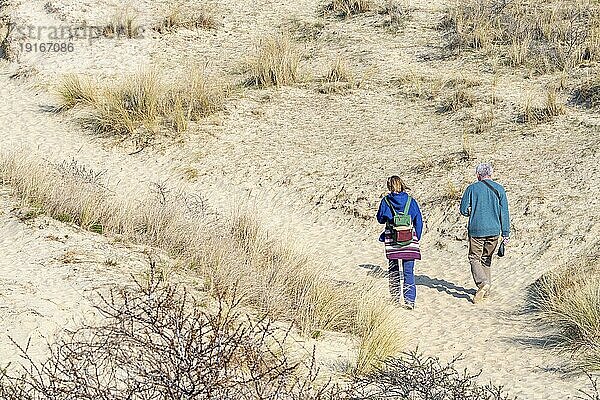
[573,74,600,109]
[530,256,600,371]
[103,7,142,39]
[245,34,300,87]
[54,74,98,112]
[157,1,219,33]
[0,152,404,374]
[56,68,225,142]
[440,0,600,73]
[323,0,374,18]
[517,88,565,123]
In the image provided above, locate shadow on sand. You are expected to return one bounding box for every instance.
[358,264,476,303]
[415,275,476,303]
[358,264,388,278]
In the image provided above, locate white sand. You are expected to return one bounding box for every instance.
[0,186,155,367]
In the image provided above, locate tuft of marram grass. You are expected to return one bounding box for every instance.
[63,69,224,139]
[531,257,600,371]
[354,294,404,375]
[438,88,475,113]
[319,58,363,94]
[518,88,565,123]
[246,34,300,87]
[0,152,404,372]
[573,74,600,109]
[104,8,141,39]
[378,0,410,31]
[324,0,374,18]
[440,0,600,73]
[325,58,353,83]
[158,1,219,33]
[81,69,162,139]
[55,74,97,112]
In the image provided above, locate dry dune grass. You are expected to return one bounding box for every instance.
[323,0,375,18]
[438,87,476,113]
[325,58,354,83]
[378,0,410,31]
[441,0,600,73]
[158,1,219,33]
[573,73,600,109]
[319,58,359,94]
[54,74,98,112]
[0,152,403,373]
[395,73,482,115]
[103,7,142,39]
[245,34,300,87]
[532,256,600,371]
[56,69,225,141]
[518,87,565,123]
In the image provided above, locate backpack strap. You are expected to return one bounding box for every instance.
[403,196,412,215]
[383,196,397,216]
[384,195,412,216]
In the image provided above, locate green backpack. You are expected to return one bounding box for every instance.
[384,196,414,246]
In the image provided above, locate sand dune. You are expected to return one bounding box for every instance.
[1,0,599,397]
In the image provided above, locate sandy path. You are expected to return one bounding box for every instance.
[0,72,592,398]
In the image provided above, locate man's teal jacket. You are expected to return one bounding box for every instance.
[460,179,510,238]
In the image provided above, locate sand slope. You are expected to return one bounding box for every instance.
[0,185,156,367]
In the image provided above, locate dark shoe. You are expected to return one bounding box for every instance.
[403,302,415,310]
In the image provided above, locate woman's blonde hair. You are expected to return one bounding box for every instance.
[387,176,410,193]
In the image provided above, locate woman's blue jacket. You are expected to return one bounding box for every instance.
[376,191,423,242]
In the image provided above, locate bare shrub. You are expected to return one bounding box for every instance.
[529,256,600,371]
[352,350,515,400]
[323,0,374,18]
[51,158,107,188]
[440,0,600,73]
[103,7,141,39]
[0,271,346,399]
[573,74,600,109]
[580,374,600,400]
[158,1,219,33]
[517,88,565,123]
[246,34,300,87]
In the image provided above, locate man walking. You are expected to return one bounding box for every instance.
[460,163,510,303]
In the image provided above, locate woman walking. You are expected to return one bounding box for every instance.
[376,176,423,309]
